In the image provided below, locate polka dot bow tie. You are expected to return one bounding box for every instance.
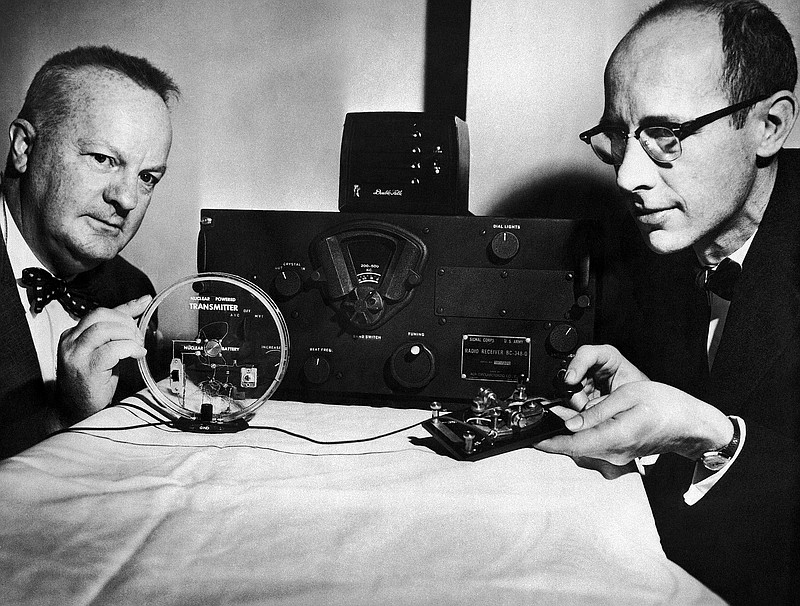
[696,257,742,301]
[20,267,99,317]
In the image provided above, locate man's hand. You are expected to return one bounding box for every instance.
[560,344,649,412]
[56,295,152,424]
[536,343,733,469]
[537,379,734,466]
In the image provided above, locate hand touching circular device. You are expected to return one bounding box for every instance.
[137,273,290,428]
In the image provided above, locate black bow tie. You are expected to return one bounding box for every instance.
[696,257,742,301]
[20,267,99,317]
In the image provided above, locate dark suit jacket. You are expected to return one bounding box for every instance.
[598,148,800,604]
[0,238,155,458]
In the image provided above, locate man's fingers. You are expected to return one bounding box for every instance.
[63,320,144,355]
[568,389,590,411]
[563,344,622,384]
[564,393,625,432]
[113,294,153,318]
[545,404,579,421]
[535,421,629,465]
[90,340,148,373]
[534,434,573,454]
[65,305,145,345]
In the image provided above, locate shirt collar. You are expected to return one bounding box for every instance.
[727,231,755,267]
[1,189,47,278]
[695,230,757,269]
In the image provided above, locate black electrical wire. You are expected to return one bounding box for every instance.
[246,420,427,445]
[110,394,169,422]
[49,399,430,447]
[48,419,173,438]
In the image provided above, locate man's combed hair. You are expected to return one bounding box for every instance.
[635,0,797,127]
[18,45,180,141]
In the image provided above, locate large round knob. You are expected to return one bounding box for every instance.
[274,269,302,297]
[387,342,436,390]
[546,323,579,355]
[490,231,520,262]
[303,355,331,385]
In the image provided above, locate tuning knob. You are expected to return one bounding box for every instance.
[274,269,302,297]
[303,355,331,385]
[490,231,520,262]
[546,323,579,355]
[387,342,436,390]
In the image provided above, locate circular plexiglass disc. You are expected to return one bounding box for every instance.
[137,273,290,422]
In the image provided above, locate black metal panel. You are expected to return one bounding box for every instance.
[434,267,575,320]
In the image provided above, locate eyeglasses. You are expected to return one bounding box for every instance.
[579,94,770,166]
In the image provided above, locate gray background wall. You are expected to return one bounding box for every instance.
[2,0,798,294]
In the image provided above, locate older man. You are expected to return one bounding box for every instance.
[0,46,178,457]
[537,0,798,603]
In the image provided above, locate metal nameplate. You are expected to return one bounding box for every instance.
[460,334,531,382]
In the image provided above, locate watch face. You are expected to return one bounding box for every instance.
[701,452,729,472]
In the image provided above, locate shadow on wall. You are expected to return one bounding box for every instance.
[487,168,646,286]
[487,168,653,346]
[488,169,619,220]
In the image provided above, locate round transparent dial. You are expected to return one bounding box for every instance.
[137,273,290,422]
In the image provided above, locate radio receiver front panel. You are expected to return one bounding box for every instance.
[198,210,597,407]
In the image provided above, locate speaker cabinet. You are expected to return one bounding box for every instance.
[339,112,469,215]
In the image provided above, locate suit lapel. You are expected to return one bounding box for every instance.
[710,149,800,411]
[625,244,711,398]
[0,237,44,392]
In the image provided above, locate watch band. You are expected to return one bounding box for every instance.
[700,416,740,472]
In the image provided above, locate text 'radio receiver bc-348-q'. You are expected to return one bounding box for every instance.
[197,210,597,413]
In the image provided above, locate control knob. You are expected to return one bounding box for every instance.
[274,269,302,297]
[303,355,331,385]
[387,342,436,390]
[490,231,520,262]
[546,323,579,355]
[341,285,385,327]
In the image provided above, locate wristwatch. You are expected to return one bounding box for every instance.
[700,417,740,471]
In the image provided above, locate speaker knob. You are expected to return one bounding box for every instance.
[387,342,436,390]
[303,355,331,385]
[490,231,520,262]
[546,323,579,355]
[274,269,302,297]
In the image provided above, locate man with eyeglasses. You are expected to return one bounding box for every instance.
[536,0,798,603]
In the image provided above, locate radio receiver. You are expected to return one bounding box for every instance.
[198,210,596,409]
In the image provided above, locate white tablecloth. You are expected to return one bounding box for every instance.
[0,397,723,605]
